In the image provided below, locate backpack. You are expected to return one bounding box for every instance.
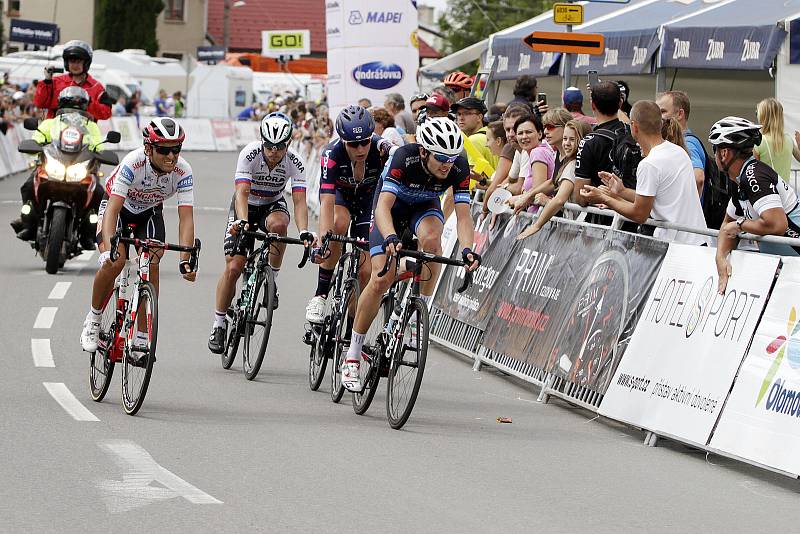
[685,131,730,229]
[594,123,642,189]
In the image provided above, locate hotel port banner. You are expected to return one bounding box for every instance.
[599,244,779,446]
[710,258,800,476]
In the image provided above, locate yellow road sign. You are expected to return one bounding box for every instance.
[553,3,584,25]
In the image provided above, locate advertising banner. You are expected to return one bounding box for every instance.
[710,258,800,475]
[662,25,786,71]
[110,117,140,151]
[211,120,236,151]
[9,19,59,47]
[233,121,260,147]
[180,119,216,152]
[599,244,779,446]
[197,46,226,63]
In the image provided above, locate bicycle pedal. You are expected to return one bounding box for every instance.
[302,329,314,346]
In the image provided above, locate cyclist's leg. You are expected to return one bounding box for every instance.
[351,191,374,293]
[306,198,352,323]
[133,207,165,344]
[264,198,290,272]
[412,203,446,300]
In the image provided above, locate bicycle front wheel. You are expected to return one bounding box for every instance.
[243,267,274,380]
[121,282,158,416]
[331,280,358,403]
[386,297,428,429]
[353,294,391,415]
[89,289,118,402]
[221,309,240,370]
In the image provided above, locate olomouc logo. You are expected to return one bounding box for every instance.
[352,62,403,90]
[756,306,800,415]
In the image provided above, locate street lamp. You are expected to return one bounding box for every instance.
[223,0,246,51]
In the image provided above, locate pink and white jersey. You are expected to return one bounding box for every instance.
[234,141,306,206]
[105,147,194,214]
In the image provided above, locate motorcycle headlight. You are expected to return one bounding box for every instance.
[66,162,89,182]
[44,156,66,180]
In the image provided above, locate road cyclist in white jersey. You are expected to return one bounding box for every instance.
[80,117,197,352]
[208,112,315,353]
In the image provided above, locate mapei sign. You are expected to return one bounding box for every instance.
[348,10,404,25]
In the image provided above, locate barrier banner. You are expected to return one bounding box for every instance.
[432,208,518,329]
[546,229,668,393]
[179,118,216,151]
[233,121,260,147]
[110,117,140,151]
[599,244,779,446]
[709,257,800,475]
[211,120,237,151]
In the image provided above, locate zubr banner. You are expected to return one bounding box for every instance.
[599,245,779,446]
[710,258,800,476]
[326,0,419,119]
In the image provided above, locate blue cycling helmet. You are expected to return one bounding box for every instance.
[335,105,374,142]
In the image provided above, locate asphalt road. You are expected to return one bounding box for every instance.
[2,151,799,533]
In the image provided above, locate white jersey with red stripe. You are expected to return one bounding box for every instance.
[234,141,307,206]
[105,147,194,214]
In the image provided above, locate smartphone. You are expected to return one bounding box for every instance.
[587,70,600,88]
[537,92,547,106]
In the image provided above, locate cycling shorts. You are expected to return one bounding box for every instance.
[328,187,374,241]
[368,191,444,257]
[96,192,165,256]
[224,195,290,257]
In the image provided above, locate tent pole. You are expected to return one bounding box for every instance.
[563,23,573,96]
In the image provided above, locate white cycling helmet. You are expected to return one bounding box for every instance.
[143,117,185,144]
[416,117,463,157]
[260,112,293,145]
[709,116,762,149]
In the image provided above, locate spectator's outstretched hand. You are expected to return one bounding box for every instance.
[599,171,624,197]
[580,185,606,205]
[716,254,732,294]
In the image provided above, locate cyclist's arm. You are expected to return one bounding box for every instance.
[454,201,475,252]
[101,194,124,253]
[177,205,195,263]
[291,189,309,234]
[375,191,398,240]
[318,193,335,238]
[234,181,250,222]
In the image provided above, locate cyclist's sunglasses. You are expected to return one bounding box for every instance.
[431,152,459,164]
[264,141,287,151]
[153,144,182,155]
[345,139,371,147]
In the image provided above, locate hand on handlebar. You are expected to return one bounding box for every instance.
[382,234,402,257]
[299,230,317,248]
[179,260,197,282]
[462,247,481,272]
[229,219,248,236]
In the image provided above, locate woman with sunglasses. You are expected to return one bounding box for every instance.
[341,117,482,391]
[80,117,197,352]
[305,105,393,325]
[209,112,313,353]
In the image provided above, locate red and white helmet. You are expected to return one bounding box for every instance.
[142,117,185,145]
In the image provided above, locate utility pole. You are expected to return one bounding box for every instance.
[562,1,574,95]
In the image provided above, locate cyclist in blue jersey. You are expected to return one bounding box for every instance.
[340,117,482,391]
[305,105,393,324]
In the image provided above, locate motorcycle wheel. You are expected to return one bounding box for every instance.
[45,207,67,275]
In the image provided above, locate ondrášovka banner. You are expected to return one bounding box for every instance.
[599,244,779,446]
[709,257,800,476]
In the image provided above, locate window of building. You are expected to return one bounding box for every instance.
[164,0,185,21]
[7,0,21,16]
[161,52,184,61]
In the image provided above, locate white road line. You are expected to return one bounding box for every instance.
[98,440,222,512]
[34,307,57,329]
[48,281,71,300]
[43,382,99,421]
[31,339,55,367]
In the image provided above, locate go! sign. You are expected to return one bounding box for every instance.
[261,30,311,57]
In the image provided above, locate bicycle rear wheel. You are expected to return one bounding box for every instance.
[121,282,158,416]
[221,309,241,370]
[243,267,274,380]
[386,297,428,429]
[309,292,334,391]
[89,289,118,402]
[331,280,358,403]
[353,294,391,415]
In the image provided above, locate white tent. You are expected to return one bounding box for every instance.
[186,64,253,119]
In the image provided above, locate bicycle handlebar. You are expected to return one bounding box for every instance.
[110,230,202,266]
[242,229,312,268]
[319,230,369,256]
[378,248,473,293]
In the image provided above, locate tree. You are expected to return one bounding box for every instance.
[438,0,557,60]
[95,0,164,56]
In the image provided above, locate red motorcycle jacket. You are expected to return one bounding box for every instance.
[33,73,112,120]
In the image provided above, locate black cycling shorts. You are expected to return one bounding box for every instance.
[96,193,165,257]
[368,188,443,257]
[223,195,290,257]
[323,186,374,241]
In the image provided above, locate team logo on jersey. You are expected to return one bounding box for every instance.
[352,62,403,90]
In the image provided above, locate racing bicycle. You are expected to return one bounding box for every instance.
[89,227,201,415]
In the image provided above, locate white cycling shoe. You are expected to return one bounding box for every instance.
[305,295,327,324]
[80,320,101,352]
[341,358,363,392]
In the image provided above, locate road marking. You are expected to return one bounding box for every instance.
[98,440,223,512]
[31,339,55,367]
[43,382,99,421]
[48,281,71,300]
[34,307,57,329]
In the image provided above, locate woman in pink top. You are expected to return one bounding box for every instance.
[508,114,555,213]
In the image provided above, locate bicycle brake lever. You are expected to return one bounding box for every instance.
[109,230,122,262]
[378,254,394,277]
[298,243,311,268]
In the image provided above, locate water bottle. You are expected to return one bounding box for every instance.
[385,306,402,334]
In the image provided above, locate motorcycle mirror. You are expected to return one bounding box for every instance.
[105,131,121,144]
[23,118,39,131]
[18,139,44,154]
[94,150,119,166]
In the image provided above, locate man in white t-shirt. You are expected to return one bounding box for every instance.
[580,100,707,245]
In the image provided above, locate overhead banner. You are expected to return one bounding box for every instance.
[710,258,800,476]
[487,38,561,79]
[570,30,659,76]
[9,19,59,47]
[662,25,786,71]
[599,245,779,446]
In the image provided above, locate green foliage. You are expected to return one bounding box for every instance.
[95,0,164,56]
[438,0,557,68]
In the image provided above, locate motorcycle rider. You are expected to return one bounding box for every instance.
[12,87,104,250]
[12,40,112,244]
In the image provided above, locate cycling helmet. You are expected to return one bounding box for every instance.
[143,117,186,145]
[335,105,374,142]
[57,86,89,111]
[62,40,93,72]
[443,71,474,90]
[260,112,293,145]
[708,116,762,149]
[416,117,463,156]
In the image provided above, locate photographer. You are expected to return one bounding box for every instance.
[33,40,112,121]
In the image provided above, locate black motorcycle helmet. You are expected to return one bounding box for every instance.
[57,86,90,111]
[62,40,93,73]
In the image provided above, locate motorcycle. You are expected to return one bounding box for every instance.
[18,112,121,274]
